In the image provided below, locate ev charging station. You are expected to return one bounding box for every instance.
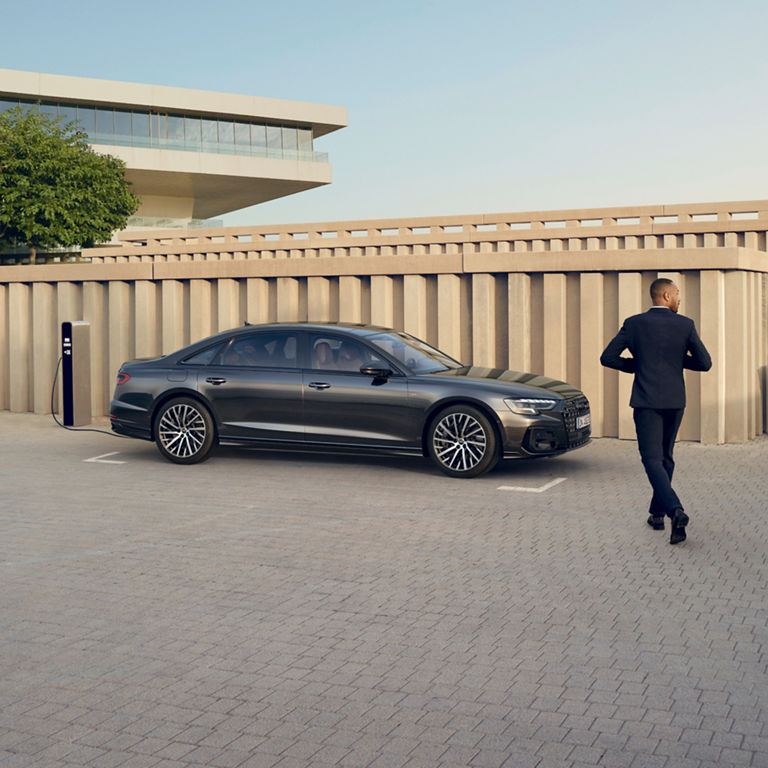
[61,321,92,427]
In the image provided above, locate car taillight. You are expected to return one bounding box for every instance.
[116,372,130,385]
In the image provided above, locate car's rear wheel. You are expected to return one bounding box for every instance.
[427,405,499,478]
[154,397,215,464]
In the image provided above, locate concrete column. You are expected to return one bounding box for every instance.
[579,273,605,437]
[339,276,363,323]
[246,278,272,323]
[437,274,463,362]
[724,271,749,443]
[161,280,185,354]
[507,274,531,372]
[9,283,31,413]
[189,279,213,343]
[543,273,567,381]
[32,283,57,414]
[403,275,428,340]
[277,278,300,321]
[308,276,332,322]
[217,278,240,331]
[472,274,496,367]
[602,273,619,438]
[83,282,108,417]
[617,273,643,439]
[370,275,394,328]
[0,284,8,411]
[135,280,159,359]
[108,281,133,389]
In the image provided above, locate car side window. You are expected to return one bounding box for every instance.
[181,343,225,366]
[309,334,384,372]
[218,332,298,368]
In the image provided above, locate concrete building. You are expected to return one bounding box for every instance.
[0,68,347,229]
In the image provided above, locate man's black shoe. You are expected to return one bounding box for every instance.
[670,509,689,545]
[647,515,665,530]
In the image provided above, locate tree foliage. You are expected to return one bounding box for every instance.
[0,106,140,260]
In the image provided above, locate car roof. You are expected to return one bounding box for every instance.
[174,321,399,357]
[233,321,395,337]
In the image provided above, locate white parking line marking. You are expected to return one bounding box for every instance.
[497,477,567,493]
[83,452,126,465]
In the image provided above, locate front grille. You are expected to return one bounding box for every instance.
[564,394,591,447]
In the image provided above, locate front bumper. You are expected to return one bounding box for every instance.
[498,395,591,458]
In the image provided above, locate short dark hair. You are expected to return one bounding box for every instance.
[650,277,674,301]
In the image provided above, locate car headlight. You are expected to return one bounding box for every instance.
[505,397,558,415]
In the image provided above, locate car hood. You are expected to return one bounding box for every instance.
[424,366,584,399]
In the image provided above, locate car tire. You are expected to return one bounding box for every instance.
[154,397,216,464]
[427,404,499,478]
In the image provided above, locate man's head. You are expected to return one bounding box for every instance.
[650,277,680,313]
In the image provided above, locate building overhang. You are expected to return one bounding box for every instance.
[0,68,347,137]
[104,145,332,219]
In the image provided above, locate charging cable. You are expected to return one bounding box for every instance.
[50,356,130,438]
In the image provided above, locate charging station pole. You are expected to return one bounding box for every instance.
[61,321,92,427]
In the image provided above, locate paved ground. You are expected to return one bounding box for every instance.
[1,412,767,768]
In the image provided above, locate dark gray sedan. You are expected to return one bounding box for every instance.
[110,322,591,477]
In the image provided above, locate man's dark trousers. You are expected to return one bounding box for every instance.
[633,407,684,517]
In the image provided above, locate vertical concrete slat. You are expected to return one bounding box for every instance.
[32,283,56,414]
[9,283,31,413]
[161,280,185,354]
[370,275,394,328]
[602,273,619,438]
[308,276,332,322]
[189,279,213,343]
[579,273,604,437]
[246,278,272,324]
[217,278,240,332]
[403,275,428,340]
[437,274,462,362]
[617,273,643,439]
[681,272,702,441]
[699,271,725,444]
[508,273,531,372]
[277,277,300,321]
[108,281,133,386]
[748,271,759,437]
[471,274,496,367]
[135,280,159,359]
[724,271,749,443]
[83,281,108,417]
[566,273,580,388]
[543,273,567,381]
[339,276,362,323]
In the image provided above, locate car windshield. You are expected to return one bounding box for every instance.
[368,332,463,374]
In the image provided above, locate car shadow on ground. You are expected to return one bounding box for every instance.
[189,442,597,480]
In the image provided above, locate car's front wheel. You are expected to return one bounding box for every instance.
[154,397,215,464]
[427,405,499,478]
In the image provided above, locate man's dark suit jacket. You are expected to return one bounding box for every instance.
[600,307,712,409]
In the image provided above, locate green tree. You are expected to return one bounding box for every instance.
[0,106,140,263]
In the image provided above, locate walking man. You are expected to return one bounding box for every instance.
[600,278,712,544]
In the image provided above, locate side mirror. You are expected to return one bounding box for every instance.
[360,363,392,378]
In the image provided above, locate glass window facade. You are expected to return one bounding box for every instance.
[0,97,325,162]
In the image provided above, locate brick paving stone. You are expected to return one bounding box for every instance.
[3,417,768,768]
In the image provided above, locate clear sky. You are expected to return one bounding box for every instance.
[4,0,768,227]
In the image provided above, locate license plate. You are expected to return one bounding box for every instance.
[577,413,591,429]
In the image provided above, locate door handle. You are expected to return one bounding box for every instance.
[205,377,227,385]
[308,381,331,390]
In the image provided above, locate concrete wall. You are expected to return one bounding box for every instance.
[2,200,767,443]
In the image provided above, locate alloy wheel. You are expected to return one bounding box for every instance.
[157,402,209,461]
